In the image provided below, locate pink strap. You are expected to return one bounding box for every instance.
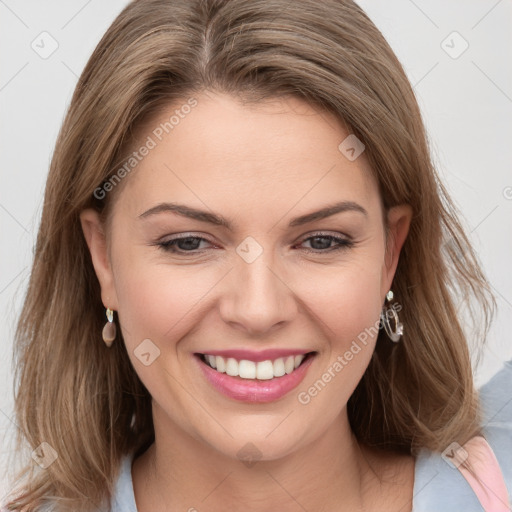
[455,435,510,511]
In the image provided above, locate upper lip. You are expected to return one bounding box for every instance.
[196,349,314,362]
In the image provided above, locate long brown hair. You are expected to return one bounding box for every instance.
[4,0,495,510]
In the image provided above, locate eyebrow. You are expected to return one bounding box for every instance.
[138,200,368,229]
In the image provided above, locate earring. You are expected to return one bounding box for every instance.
[380,290,403,342]
[102,307,116,347]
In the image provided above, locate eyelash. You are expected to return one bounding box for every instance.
[155,233,354,255]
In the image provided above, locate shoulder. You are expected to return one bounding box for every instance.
[478,359,512,485]
[111,452,138,512]
[412,359,512,512]
[1,455,138,512]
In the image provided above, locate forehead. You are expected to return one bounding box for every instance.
[112,91,380,221]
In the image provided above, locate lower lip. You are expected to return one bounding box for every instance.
[195,354,315,403]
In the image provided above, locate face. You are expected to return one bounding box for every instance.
[81,91,411,461]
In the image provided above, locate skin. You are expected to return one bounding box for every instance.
[81,91,414,511]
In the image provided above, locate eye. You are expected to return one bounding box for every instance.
[156,235,214,254]
[154,232,354,255]
[297,233,354,253]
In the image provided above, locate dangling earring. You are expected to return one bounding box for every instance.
[380,290,403,342]
[102,307,116,347]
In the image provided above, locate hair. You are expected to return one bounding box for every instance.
[4,0,496,510]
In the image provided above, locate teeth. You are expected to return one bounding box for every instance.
[273,357,285,377]
[225,358,238,377]
[216,355,226,373]
[239,359,256,379]
[256,360,274,380]
[284,356,295,374]
[203,354,307,380]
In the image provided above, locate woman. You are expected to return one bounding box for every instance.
[4,0,511,511]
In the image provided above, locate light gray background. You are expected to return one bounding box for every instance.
[1,0,511,496]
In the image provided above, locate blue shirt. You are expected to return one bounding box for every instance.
[111,360,512,512]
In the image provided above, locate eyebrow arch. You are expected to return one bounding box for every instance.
[138,200,367,230]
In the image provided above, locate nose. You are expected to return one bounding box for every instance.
[218,247,298,337]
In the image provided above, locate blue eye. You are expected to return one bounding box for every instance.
[157,236,211,253]
[156,233,354,255]
[299,234,354,253]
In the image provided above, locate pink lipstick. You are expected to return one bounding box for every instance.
[194,351,315,403]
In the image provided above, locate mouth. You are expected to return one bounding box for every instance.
[197,352,315,380]
[194,351,317,403]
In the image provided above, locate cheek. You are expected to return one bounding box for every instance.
[113,257,215,350]
[299,255,383,348]
[110,247,222,416]
[294,255,383,414]
[107,223,208,349]
[328,273,382,347]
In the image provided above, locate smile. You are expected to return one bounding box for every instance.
[194,351,316,403]
[200,353,309,380]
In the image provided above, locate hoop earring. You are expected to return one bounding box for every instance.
[381,290,403,343]
[102,307,116,347]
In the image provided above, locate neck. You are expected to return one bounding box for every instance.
[131,405,395,512]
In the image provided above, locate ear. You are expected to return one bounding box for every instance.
[381,204,413,296]
[79,208,119,310]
